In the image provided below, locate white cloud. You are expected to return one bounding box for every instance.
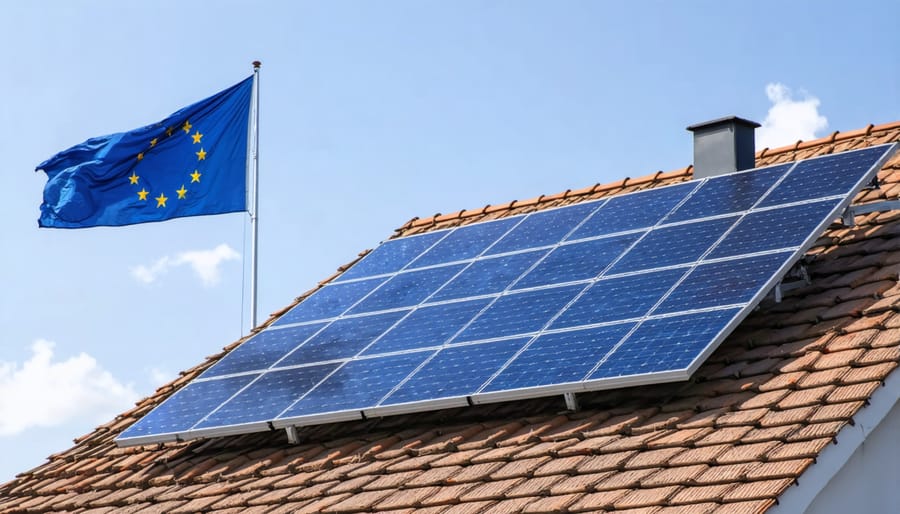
[130,243,241,287]
[0,340,138,437]
[756,83,828,150]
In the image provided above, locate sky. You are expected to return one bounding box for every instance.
[0,1,898,482]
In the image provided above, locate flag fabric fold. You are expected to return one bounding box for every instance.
[37,76,253,228]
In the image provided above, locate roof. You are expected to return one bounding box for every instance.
[3,122,900,514]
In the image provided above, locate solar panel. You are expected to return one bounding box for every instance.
[117,143,897,446]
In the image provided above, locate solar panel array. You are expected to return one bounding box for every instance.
[117,143,897,446]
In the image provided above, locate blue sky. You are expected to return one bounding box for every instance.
[0,1,897,482]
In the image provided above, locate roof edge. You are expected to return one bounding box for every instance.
[767,366,900,513]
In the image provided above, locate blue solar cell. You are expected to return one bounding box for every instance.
[409,218,520,268]
[453,284,583,342]
[277,311,408,366]
[279,352,432,418]
[484,323,634,392]
[655,252,791,314]
[568,182,697,240]
[334,231,446,281]
[665,164,790,222]
[589,308,740,379]
[273,277,388,326]
[550,268,687,328]
[759,146,889,207]
[347,264,466,314]
[195,364,338,428]
[383,338,528,405]
[363,298,491,355]
[708,200,839,259]
[429,249,548,302]
[119,374,256,439]
[513,234,639,289]
[609,216,738,274]
[485,201,601,255]
[202,323,326,378]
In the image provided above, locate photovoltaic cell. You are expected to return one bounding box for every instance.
[484,323,634,392]
[281,352,431,417]
[273,277,387,326]
[589,308,740,379]
[363,298,492,355]
[759,146,889,208]
[347,264,466,314]
[608,216,737,274]
[119,374,257,439]
[202,323,326,378]
[513,234,639,289]
[550,268,687,328]
[117,144,895,446]
[708,200,840,259]
[665,164,790,222]
[277,311,408,366]
[429,250,548,301]
[655,252,792,314]
[383,338,528,405]
[485,201,600,255]
[196,364,338,428]
[409,218,519,268]
[453,284,584,342]
[334,231,446,281]
[568,182,697,240]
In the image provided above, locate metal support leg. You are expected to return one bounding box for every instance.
[285,425,299,444]
[564,392,580,412]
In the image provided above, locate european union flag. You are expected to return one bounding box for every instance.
[37,76,254,228]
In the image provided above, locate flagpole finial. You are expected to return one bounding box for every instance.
[252,61,261,70]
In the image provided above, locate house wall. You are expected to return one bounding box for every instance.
[804,399,900,514]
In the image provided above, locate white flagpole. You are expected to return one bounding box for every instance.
[249,61,261,329]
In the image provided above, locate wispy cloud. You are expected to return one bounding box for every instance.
[756,83,828,150]
[0,341,137,436]
[131,243,240,287]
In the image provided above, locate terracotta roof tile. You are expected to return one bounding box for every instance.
[520,493,584,513]
[4,123,900,514]
[375,486,443,511]
[568,489,630,512]
[457,478,524,502]
[640,464,708,488]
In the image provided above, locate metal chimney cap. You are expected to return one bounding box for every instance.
[686,116,761,132]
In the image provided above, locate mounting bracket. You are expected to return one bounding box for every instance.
[841,199,900,227]
[564,392,580,411]
[774,262,811,303]
[285,425,299,445]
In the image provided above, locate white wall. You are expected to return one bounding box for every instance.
[804,399,900,514]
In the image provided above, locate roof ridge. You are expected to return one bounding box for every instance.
[400,121,900,233]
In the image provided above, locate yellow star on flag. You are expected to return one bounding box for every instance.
[166,127,174,137]
[196,148,207,161]
[191,131,203,144]
[155,193,168,207]
[129,172,139,185]
[150,137,158,147]
[176,185,188,199]
[137,152,144,161]
[182,120,192,134]
[137,189,149,201]
[191,170,202,183]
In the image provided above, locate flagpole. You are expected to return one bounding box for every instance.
[249,61,261,329]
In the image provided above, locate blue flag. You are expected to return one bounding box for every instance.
[37,76,253,228]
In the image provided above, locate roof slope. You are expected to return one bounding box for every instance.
[3,122,900,514]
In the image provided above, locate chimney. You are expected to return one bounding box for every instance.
[686,116,761,179]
